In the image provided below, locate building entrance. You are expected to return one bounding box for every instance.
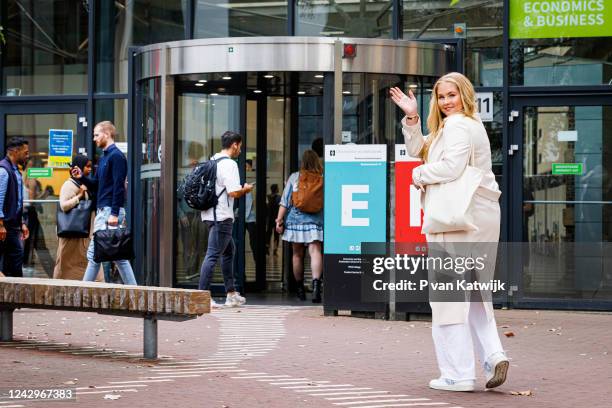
[132,37,455,297]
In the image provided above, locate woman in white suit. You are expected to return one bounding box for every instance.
[390,72,509,392]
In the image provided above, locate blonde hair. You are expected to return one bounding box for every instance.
[95,121,117,139]
[422,72,478,161]
[300,149,323,174]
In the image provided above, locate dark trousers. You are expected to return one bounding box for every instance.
[0,224,24,277]
[198,219,236,292]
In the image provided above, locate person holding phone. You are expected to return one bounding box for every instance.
[72,121,137,285]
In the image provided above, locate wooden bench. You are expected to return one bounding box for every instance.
[0,277,210,359]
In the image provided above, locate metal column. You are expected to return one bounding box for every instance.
[143,315,158,359]
[0,309,13,342]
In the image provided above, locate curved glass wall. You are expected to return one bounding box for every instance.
[166,70,438,291]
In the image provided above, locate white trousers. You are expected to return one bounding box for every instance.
[431,301,504,381]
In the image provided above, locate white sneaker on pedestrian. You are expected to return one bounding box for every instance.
[225,292,246,307]
[428,378,475,392]
[484,352,509,389]
[210,298,223,309]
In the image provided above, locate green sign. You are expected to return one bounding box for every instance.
[27,167,53,178]
[510,0,612,39]
[552,163,583,175]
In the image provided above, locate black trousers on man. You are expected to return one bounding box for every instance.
[0,223,24,277]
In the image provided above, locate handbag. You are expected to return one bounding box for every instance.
[421,136,484,234]
[93,224,135,263]
[56,199,93,238]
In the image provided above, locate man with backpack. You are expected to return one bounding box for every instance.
[197,131,253,308]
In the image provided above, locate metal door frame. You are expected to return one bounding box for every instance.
[508,93,612,310]
[0,102,89,157]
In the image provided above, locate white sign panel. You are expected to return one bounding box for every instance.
[325,144,387,163]
[395,144,421,163]
[557,131,578,142]
[476,92,493,122]
[341,131,352,143]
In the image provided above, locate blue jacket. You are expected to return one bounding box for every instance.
[81,144,127,216]
[0,157,23,225]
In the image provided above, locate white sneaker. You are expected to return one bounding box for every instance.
[428,378,475,392]
[225,292,246,307]
[210,298,223,309]
[484,352,509,389]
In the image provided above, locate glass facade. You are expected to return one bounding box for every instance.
[96,0,188,94]
[1,0,89,95]
[195,1,287,38]
[403,0,503,87]
[296,0,393,38]
[510,37,612,86]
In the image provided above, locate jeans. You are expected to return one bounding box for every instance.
[198,219,236,292]
[0,223,24,277]
[82,207,137,285]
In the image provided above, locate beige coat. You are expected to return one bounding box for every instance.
[402,113,501,325]
[53,179,102,281]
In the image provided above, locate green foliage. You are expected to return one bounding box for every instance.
[450,0,460,6]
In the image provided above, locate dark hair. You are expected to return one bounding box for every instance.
[270,184,279,194]
[71,154,91,173]
[246,159,253,167]
[311,137,323,158]
[221,131,242,149]
[7,137,29,151]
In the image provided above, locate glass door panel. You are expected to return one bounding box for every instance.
[4,110,85,278]
[521,104,612,301]
[175,93,242,288]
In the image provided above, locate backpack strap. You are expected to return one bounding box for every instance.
[211,156,230,224]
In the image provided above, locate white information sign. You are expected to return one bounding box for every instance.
[476,92,494,123]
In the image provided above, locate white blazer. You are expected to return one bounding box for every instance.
[402,113,502,325]
[402,113,500,199]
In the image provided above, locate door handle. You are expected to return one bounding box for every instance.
[508,110,519,122]
[508,144,519,156]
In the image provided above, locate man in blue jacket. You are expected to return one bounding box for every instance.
[0,138,30,277]
[72,121,137,285]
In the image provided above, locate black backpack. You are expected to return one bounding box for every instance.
[178,157,228,214]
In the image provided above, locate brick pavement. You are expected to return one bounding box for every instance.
[0,306,610,408]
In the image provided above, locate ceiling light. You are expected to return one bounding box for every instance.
[195,83,204,87]
[222,76,232,80]
[314,74,324,79]
[342,91,351,95]
[199,99,205,103]
[297,91,306,95]
[276,98,284,102]
[210,93,219,96]
[254,90,262,94]
[264,75,274,79]
[408,84,418,89]
[198,79,207,83]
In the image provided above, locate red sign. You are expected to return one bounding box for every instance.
[395,145,426,250]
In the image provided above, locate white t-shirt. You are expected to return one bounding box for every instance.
[201,152,241,222]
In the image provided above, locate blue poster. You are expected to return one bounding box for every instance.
[324,145,387,255]
[48,129,73,167]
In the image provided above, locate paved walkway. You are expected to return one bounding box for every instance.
[0,305,610,408]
